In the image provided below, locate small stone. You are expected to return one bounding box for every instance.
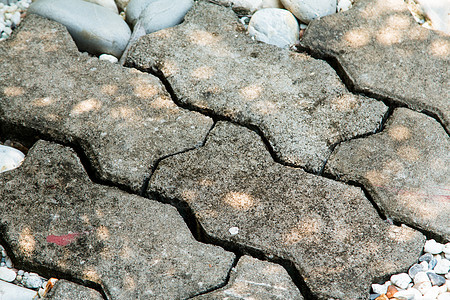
[430,258,439,270]
[415,272,431,284]
[0,280,37,299]
[391,273,412,290]
[229,227,239,235]
[423,286,440,299]
[435,260,450,274]
[23,273,43,289]
[428,272,446,286]
[99,54,118,63]
[0,250,5,257]
[248,8,299,48]
[424,240,445,254]
[15,275,22,282]
[10,11,20,25]
[394,288,422,300]
[280,0,336,23]
[375,294,389,300]
[414,280,432,295]
[4,257,12,269]
[0,267,16,282]
[0,145,25,173]
[337,0,352,12]
[438,293,450,300]
[370,294,380,300]
[409,263,424,279]
[17,270,24,276]
[38,287,46,297]
[420,261,429,270]
[372,283,388,295]
[386,285,398,298]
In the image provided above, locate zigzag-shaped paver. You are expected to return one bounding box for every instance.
[0,14,213,192]
[126,1,388,173]
[148,121,425,299]
[326,108,450,242]
[0,140,235,299]
[301,0,450,131]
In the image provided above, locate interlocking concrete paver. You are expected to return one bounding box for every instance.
[326,108,450,242]
[0,14,213,192]
[301,0,450,131]
[44,280,103,300]
[148,121,425,299]
[194,255,303,299]
[0,140,235,299]
[126,1,388,173]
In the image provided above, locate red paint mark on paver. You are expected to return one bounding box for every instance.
[46,233,81,246]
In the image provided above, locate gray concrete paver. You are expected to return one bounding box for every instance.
[301,0,450,131]
[44,280,103,300]
[326,108,450,242]
[126,1,388,173]
[148,121,425,299]
[0,14,213,192]
[0,140,235,299]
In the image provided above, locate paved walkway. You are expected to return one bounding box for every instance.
[0,0,448,299]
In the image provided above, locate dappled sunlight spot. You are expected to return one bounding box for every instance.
[223,191,255,211]
[374,0,407,13]
[387,224,421,242]
[19,227,35,257]
[149,96,175,109]
[376,27,403,45]
[82,266,101,282]
[71,98,102,115]
[161,59,179,77]
[32,97,55,107]
[388,125,411,141]
[123,274,136,290]
[331,95,359,111]
[101,84,118,96]
[386,15,412,30]
[397,145,420,161]
[133,81,158,98]
[408,27,429,40]
[189,29,222,46]
[365,169,388,186]
[111,106,140,121]
[97,225,109,240]
[252,100,277,115]
[182,189,198,202]
[430,39,449,57]
[198,209,218,219]
[4,86,25,97]
[384,160,404,177]
[44,113,61,122]
[240,84,263,100]
[191,66,216,80]
[395,191,436,220]
[344,28,371,48]
[283,218,321,245]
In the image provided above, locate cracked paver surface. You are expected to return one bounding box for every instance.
[301,0,450,131]
[0,14,213,192]
[0,0,448,298]
[148,121,425,299]
[326,108,450,241]
[126,1,388,173]
[44,280,104,300]
[0,140,235,299]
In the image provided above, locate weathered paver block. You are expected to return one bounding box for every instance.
[0,141,235,299]
[194,255,303,299]
[301,0,450,131]
[148,121,425,299]
[326,108,450,242]
[126,1,388,173]
[0,14,213,192]
[44,280,103,300]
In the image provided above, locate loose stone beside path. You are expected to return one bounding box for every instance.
[326,108,450,242]
[194,255,303,299]
[148,121,425,299]
[0,140,235,299]
[126,1,388,173]
[0,14,213,192]
[301,0,450,131]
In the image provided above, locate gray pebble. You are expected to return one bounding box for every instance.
[408,263,424,279]
[419,253,433,263]
[429,257,438,270]
[370,294,380,300]
[427,272,446,286]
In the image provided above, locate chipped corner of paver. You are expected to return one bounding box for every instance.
[148,121,425,299]
[0,12,213,193]
[301,0,449,130]
[326,107,450,242]
[0,140,235,299]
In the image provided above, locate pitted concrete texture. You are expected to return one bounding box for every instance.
[126,1,388,173]
[44,280,103,300]
[326,108,450,242]
[301,0,450,131]
[194,255,303,299]
[148,121,425,299]
[0,14,213,192]
[0,141,235,299]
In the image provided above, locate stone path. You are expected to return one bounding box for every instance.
[0,0,448,299]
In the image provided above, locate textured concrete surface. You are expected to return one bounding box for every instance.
[126,1,388,173]
[0,14,213,192]
[44,280,103,300]
[194,255,303,299]
[0,141,235,300]
[148,122,425,299]
[326,108,450,242]
[301,0,450,131]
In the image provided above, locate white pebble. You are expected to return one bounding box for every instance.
[0,267,17,282]
[372,283,387,294]
[17,270,24,276]
[0,145,25,173]
[229,227,239,235]
[420,261,429,270]
[435,259,450,274]
[438,293,450,300]
[424,286,440,299]
[5,257,12,268]
[394,287,422,300]
[414,280,432,295]
[11,11,20,26]
[425,239,445,254]
[99,54,118,63]
[391,273,412,289]
[337,0,352,12]
[280,0,336,23]
[414,271,431,284]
